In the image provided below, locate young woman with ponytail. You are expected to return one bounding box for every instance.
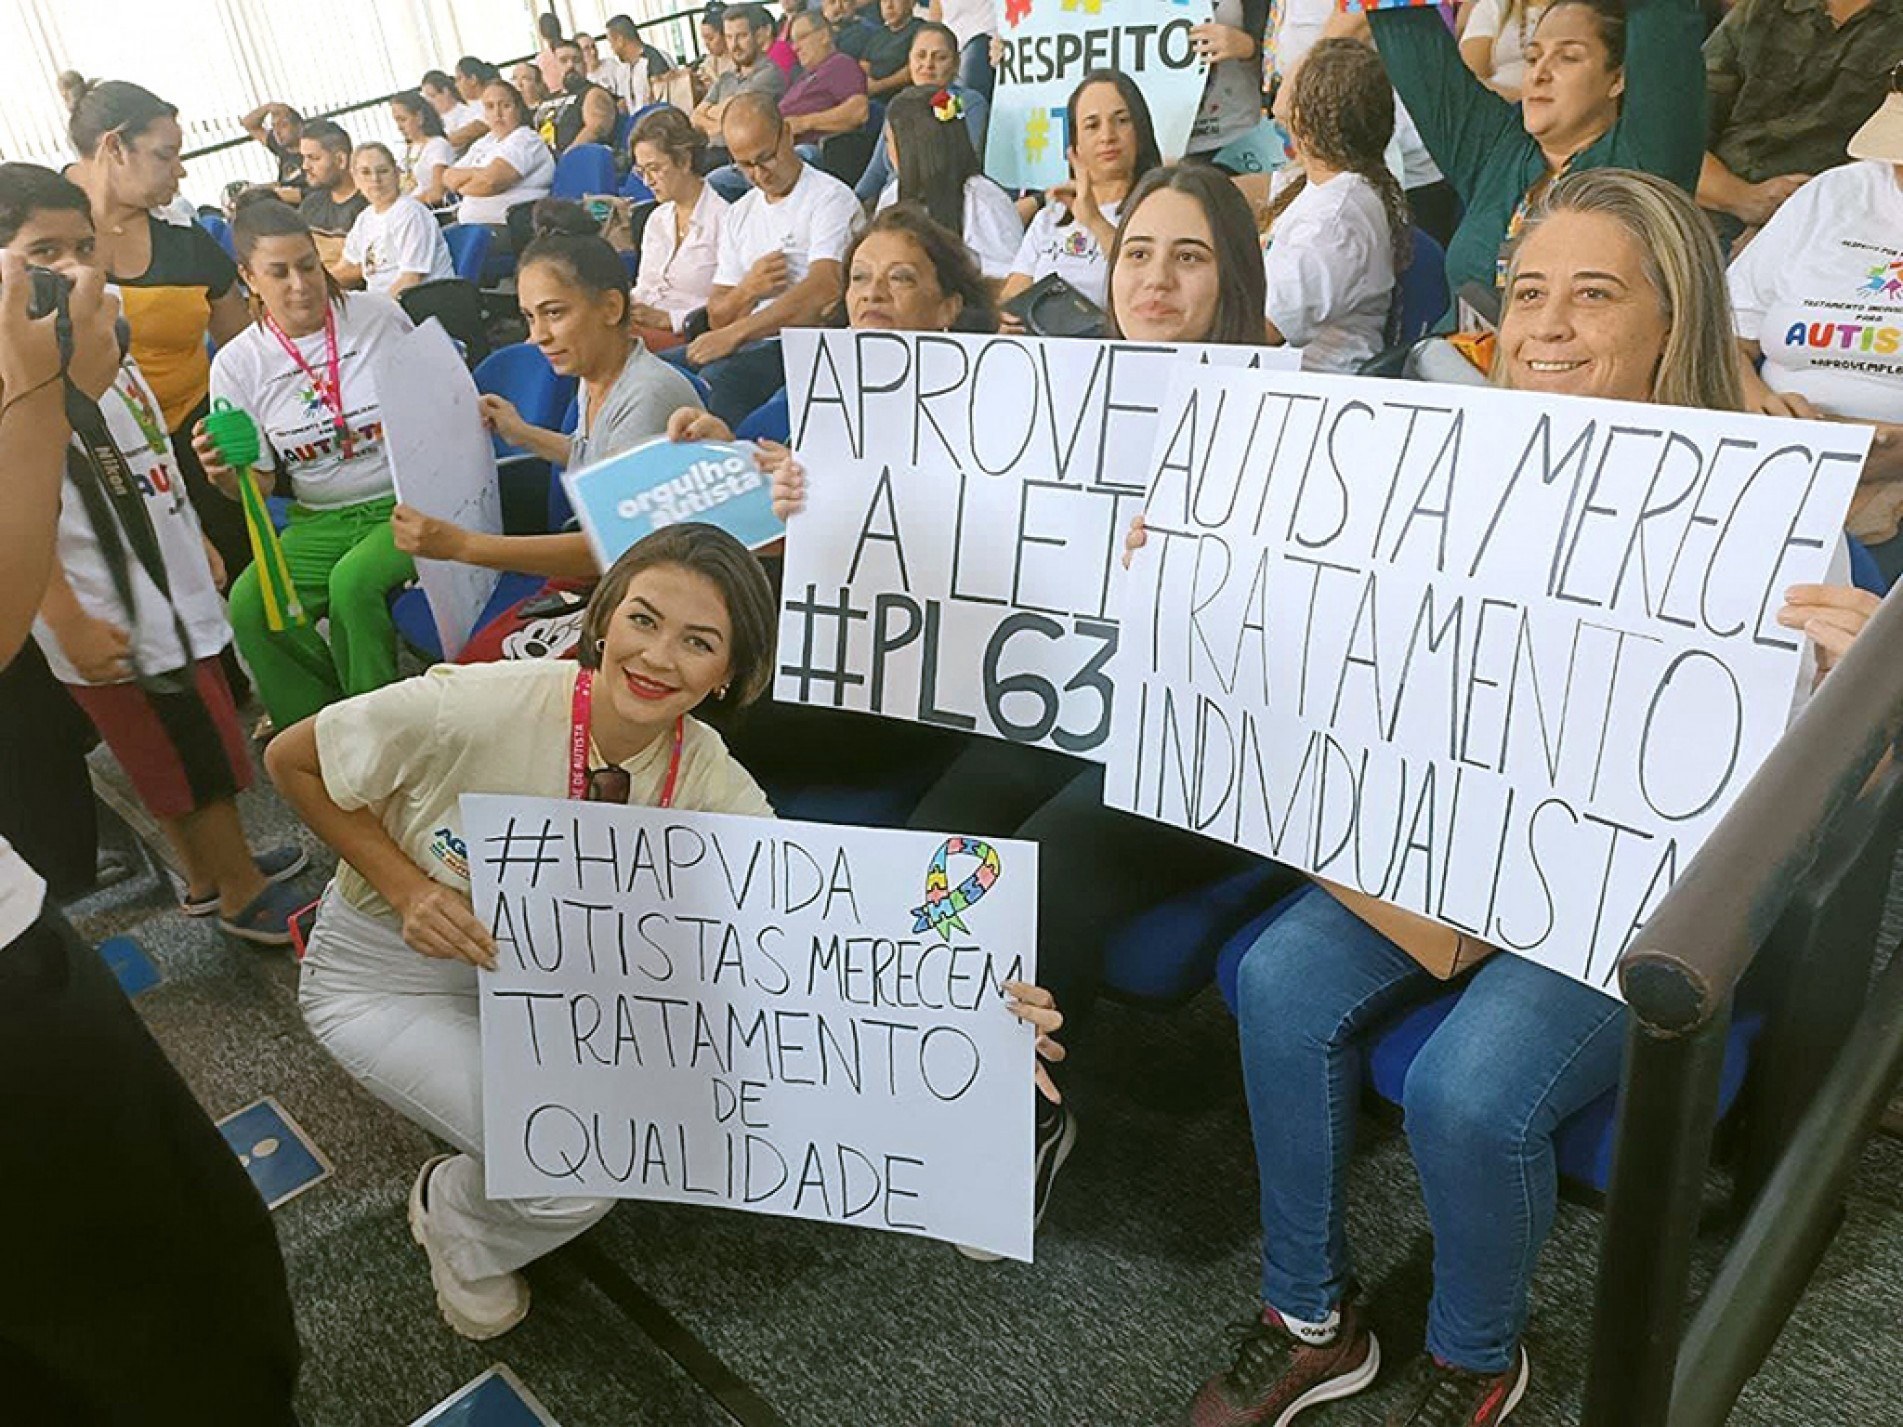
[1260,37,1410,372]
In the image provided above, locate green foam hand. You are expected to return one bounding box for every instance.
[203,397,262,470]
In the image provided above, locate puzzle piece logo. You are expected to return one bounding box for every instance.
[910,836,1003,943]
[1005,0,1032,25]
[1024,107,1066,164]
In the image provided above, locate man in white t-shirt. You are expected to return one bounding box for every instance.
[686,92,862,424]
[604,13,679,110]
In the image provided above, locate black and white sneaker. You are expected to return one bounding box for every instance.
[957,1100,1077,1261]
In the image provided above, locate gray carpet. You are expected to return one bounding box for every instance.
[60,754,1903,1427]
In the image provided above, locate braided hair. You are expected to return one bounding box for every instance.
[1268,39,1411,278]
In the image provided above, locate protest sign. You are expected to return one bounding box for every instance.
[1104,364,1867,993]
[776,329,1298,759]
[565,437,784,568]
[464,794,1040,1260]
[374,320,502,659]
[987,0,1213,191]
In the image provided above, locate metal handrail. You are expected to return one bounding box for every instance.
[1613,584,1903,1034]
[179,7,710,164]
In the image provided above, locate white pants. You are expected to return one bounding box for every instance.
[298,883,614,1280]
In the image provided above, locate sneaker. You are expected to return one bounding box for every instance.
[1180,1298,1380,1427]
[216,879,308,946]
[955,1098,1079,1262]
[1383,1347,1529,1426]
[407,1154,531,1341]
[181,844,310,916]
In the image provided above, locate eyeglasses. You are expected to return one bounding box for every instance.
[633,160,672,182]
[584,766,632,804]
[730,127,786,173]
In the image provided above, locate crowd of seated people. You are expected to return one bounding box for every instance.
[16,2,1903,1421]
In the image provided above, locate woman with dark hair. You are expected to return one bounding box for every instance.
[628,106,728,351]
[391,91,454,206]
[191,191,415,730]
[1261,37,1409,370]
[1353,0,1704,312]
[442,80,557,233]
[422,69,486,152]
[1105,163,1267,346]
[1000,69,1162,319]
[392,201,703,664]
[879,85,1022,281]
[69,81,254,579]
[268,522,1069,1339]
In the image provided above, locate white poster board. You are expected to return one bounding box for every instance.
[1104,364,1867,993]
[776,329,1299,759]
[987,0,1214,190]
[465,794,1041,1261]
[374,319,502,659]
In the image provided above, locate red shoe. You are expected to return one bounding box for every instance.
[1383,1347,1530,1425]
[1180,1297,1380,1426]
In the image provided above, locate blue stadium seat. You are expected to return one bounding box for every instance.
[1398,227,1449,345]
[472,343,576,460]
[1211,885,1764,1194]
[735,388,790,442]
[441,224,493,286]
[197,212,234,260]
[611,110,637,157]
[1100,861,1300,1001]
[552,143,618,200]
[391,571,548,661]
[1848,536,1892,594]
[619,171,655,203]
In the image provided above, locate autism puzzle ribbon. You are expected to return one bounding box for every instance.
[911,837,1003,942]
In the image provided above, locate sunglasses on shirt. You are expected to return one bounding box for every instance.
[584,766,633,804]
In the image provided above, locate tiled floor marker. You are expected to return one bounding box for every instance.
[97,935,160,997]
[216,1096,332,1210]
[408,1364,563,1426]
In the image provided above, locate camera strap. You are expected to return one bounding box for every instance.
[63,370,199,697]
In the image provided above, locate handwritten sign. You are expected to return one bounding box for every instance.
[565,436,785,569]
[1104,364,1866,993]
[464,795,1040,1260]
[374,319,502,659]
[987,0,1214,190]
[776,329,1297,759]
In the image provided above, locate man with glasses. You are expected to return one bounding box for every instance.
[1700,0,1903,244]
[685,91,863,425]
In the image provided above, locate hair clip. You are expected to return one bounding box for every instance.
[931,88,965,124]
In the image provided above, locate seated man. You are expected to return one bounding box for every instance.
[240,100,307,202]
[1700,0,1903,242]
[709,11,871,198]
[691,4,789,146]
[297,120,368,276]
[603,13,678,110]
[855,0,926,99]
[687,91,862,426]
[541,38,619,153]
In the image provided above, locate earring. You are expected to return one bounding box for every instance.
[717,684,731,699]
[595,638,606,655]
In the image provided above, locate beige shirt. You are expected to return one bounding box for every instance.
[316,660,772,918]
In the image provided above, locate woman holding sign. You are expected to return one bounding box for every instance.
[192,191,416,732]
[267,525,1067,1338]
[1176,170,1851,1427]
[392,203,705,664]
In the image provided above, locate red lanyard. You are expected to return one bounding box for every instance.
[263,305,354,460]
[567,669,685,807]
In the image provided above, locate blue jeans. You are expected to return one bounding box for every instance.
[1236,888,1625,1373]
[696,337,788,427]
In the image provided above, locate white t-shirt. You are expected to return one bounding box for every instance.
[939,0,996,47]
[1264,169,1397,374]
[878,176,1026,280]
[1009,197,1124,311]
[715,164,862,315]
[343,198,457,294]
[210,293,413,509]
[34,358,232,685]
[634,182,729,332]
[455,126,557,226]
[1728,160,1903,425]
[1274,0,1333,79]
[1462,0,1547,93]
[444,100,487,151]
[0,839,44,950]
[405,136,456,200]
[315,660,773,918]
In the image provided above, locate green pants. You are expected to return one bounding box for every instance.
[229,497,414,728]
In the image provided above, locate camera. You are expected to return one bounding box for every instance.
[12,263,133,361]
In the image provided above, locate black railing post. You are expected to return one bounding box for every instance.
[1580,1005,1731,1427]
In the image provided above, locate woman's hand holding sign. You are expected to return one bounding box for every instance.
[1004,981,1067,1105]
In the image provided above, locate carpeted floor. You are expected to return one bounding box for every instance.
[59,753,1903,1427]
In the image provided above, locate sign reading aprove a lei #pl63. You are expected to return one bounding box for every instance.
[775,329,1298,760]
[464,794,1040,1261]
[1104,364,1867,994]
